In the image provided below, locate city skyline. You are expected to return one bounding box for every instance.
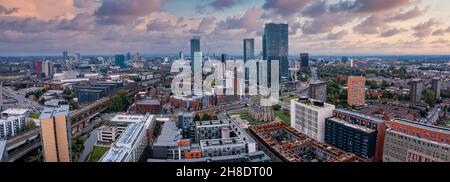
[0,0,450,56]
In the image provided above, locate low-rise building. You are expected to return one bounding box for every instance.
[383,119,450,162]
[100,121,148,162]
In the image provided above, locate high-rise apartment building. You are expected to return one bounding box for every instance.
[291,97,335,142]
[40,105,71,162]
[347,76,366,106]
[300,53,309,70]
[431,77,441,99]
[409,79,423,106]
[309,80,327,102]
[262,23,289,82]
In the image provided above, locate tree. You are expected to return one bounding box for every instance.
[200,113,211,121]
[194,114,201,121]
[423,89,436,107]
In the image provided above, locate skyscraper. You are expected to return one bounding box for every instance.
[221,54,227,63]
[190,36,201,72]
[300,53,309,70]
[262,23,289,82]
[409,79,423,106]
[63,50,68,60]
[431,77,441,99]
[309,80,327,102]
[347,76,366,106]
[40,105,71,162]
[35,60,42,78]
[42,60,54,78]
[243,39,255,62]
[126,52,131,60]
[244,39,254,82]
[115,54,126,68]
[75,53,81,62]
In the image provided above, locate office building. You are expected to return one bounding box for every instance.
[63,50,68,60]
[135,99,162,114]
[309,80,327,102]
[243,39,254,62]
[262,23,289,81]
[291,97,335,142]
[300,53,309,70]
[98,114,155,145]
[40,105,71,162]
[115,54,126,68]
[325,109,387,161]
[325,109,387,162]
[347,76,366,106]
[221,54,227,63]
[409,79,423,106]
[432,77,441,99]
[190,36,201,72]
[383,119,450,162]
[100,122,147,162]
[244,38,254,82]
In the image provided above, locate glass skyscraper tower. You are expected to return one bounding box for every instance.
[262,23,288,83]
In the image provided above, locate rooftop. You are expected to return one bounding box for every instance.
[39,105,70,120]
[394,119,450,135]
[110,114,145,123]
[334,109,386,124]
[327,117,376,133]
[153,121,180,147]
[200,138,245,148]
[1,108,29,116]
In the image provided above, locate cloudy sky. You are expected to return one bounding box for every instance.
[0,0,450,56]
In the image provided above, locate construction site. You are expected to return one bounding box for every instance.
[249,122,359,162]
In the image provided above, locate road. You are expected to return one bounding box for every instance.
[77,129,98,162]
[2,87,44,112]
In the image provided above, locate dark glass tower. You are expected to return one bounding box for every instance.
[244,38,254,82]
[262,23,288,84]
[190,36,201,72]
[114,54,125,68]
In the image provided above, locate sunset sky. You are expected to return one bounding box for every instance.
[0,0,450,56]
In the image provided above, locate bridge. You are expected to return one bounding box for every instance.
[6,127,41,162]
[70,80,159,134]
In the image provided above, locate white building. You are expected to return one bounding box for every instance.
[1,108,29,117]
[97,114,152,144]
[0,115,25,139]
[290,98,335,142]
[99,114,155,162]
[99,122,147,162]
